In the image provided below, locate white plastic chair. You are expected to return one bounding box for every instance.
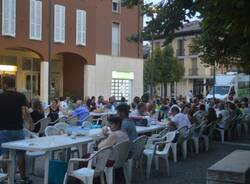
[192,122,207,154]
[0,157,11,182]
[63,146,112,184]
[33,117,51,136]
[143,131,176,178]
[215,116,234,143]
[104,141,131,184]
[54,122,70,133]
[82,121,93,128]
[127,135,148,183]
[240,114,250,134]
[171,126,189,162]
[97,114,109,126]
[145,128,170,149]
[54,116,68,124]
[45,126,59,136]
[24,128,46,175]
[201,122,216,151]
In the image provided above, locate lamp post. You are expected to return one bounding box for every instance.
[48,0,53,104]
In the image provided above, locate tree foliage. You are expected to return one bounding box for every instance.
[143,45,184,96]
[123,0,250,74]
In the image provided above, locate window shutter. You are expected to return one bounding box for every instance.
[112,23,120,56]
[54,4,65,43]
[2,0,16,37]
[36,0,42,39]
[76,9,86,46]
[82,10,86,45]
[60,6,65,42]
[29,0,42,40]
[29,0,35,38]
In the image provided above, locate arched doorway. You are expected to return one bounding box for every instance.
[51,52,86,100]
[0,47,43,101]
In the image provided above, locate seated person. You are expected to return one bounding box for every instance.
[96,96,105,109]
[193,104,207,120]
[116,103,138,141]
[204,107,217,124]
[46,99,64,123]
[69,100,90,126]
[30,98,45,133]
[217,104,230,129]
[168,106,191,130]
[131,96,140,110]
[105,96,117,111]
[98,115,129,149]
[129,102,150,119]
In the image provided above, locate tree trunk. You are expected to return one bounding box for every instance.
[161,83,163,97]
[164,82,168,98]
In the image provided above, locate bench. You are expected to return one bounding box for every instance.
[207,150,250,184]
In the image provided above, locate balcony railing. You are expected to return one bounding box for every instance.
[176,49,185,57]
[188,68,198,76]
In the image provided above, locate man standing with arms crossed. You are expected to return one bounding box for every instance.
[0,76,33,184]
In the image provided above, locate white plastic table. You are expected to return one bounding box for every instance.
[136,124,166,134]
[89,111,117,117]
[2,135,94,184]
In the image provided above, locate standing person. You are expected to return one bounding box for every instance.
[30,98,45,133]
[116,103,137,141]
[0,76,33,183]
[186,90,193,103]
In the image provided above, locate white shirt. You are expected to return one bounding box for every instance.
[171,113,191,130]
[217,109,230,128]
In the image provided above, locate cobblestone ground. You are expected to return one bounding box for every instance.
[29,134,250,184]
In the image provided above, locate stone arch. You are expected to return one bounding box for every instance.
[51,52,87,99]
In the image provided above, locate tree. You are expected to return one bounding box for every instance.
[143,46,184,97]
[161,45,184,97]
[123,0,250,74]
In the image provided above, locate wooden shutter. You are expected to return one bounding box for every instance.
[76,9,86,46]
[2,0,16,36]
[54,4,65,43]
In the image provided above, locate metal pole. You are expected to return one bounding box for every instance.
[150,32,154,98]
[213,60,216,99]
[48,0,53,104]
[137,0,141,58]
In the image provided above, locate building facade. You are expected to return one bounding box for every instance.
[152,21,223,98]
[0,0,143,104]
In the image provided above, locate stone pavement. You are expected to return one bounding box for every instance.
[29,135,250,184]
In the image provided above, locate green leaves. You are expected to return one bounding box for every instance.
[143,45,184,92]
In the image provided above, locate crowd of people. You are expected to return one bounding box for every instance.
[0,75,250,183]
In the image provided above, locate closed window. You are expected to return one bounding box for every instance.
[111,79,131,102]
[112,22,120,56]
[2,0,16,37]
[112,0,121,13]
[76,9,86,46]
[54,4,65,43]
[29,0,42,40]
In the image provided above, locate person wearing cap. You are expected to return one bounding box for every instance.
[116,103,138,141]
